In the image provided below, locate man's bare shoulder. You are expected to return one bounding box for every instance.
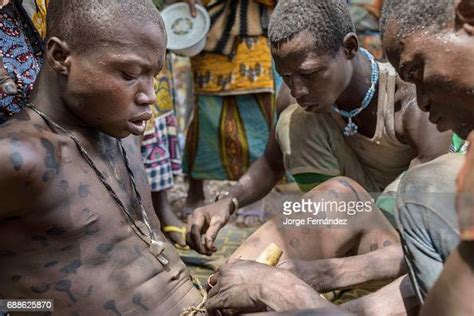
[0,114,62,217]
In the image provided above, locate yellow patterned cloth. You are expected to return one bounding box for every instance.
[31,0,48,38]
[146,62,174,131]
[191,36,274,96]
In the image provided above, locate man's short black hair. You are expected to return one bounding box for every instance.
[269,0,355,55]
[380,0,455,39]
[46,0,165,52]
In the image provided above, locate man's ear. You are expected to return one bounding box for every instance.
[455,0,474,34]
[45,37,72,75]
[342,33,359,60]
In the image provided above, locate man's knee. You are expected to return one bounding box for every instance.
[306,176,369,199]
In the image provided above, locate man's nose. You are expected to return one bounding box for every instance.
[136,78,156,106]
[416,87,430,112]
[290,77,309,99]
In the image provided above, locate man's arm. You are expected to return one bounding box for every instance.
[0,136,44,219]
[278,245,405,293]
[187,127,285,255]
[400,98,451,167]
[420,242,474,315]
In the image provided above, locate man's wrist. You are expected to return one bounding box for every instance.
[260,269,322,310]
[215,191,239,214]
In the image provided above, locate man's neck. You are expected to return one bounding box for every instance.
[335,51,375,112]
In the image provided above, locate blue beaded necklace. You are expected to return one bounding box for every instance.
[332,48,379,136]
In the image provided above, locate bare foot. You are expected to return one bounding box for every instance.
[235,201,266,228]
[152,191,187,247]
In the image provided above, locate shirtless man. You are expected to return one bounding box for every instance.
[0,1,203,315]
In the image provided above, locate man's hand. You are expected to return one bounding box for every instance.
[186,199,232,255]
[456,132,474,240]
[0,56,17,95]
[206,260,332,314]
[205,261,280,315]
[184,0,202,17]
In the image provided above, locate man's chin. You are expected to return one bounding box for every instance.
[99,127,133,139]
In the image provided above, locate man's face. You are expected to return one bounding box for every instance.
[63,20,166,138]
[384,21,474,138]
[272,30,353,113]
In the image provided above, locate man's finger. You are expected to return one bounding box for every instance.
[186,213,202,250]
[204,216,224,252]
[187,0,197,17]
[190,222,208,255]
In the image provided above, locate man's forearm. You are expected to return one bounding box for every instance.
[227,156,284,210]
[421,241,474,315]
[308,245,405,292]
[260,270,336,311]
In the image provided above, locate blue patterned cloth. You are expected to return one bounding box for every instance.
[0,2,44,123]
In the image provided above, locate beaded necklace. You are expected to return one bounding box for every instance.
[332,48,379,136]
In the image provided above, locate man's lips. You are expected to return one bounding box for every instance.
[127,111,152,135]
[131,111,153,123]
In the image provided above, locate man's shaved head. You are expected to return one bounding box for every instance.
[380,0,455,39]
[269,0,355,56]
[46,0,165,52]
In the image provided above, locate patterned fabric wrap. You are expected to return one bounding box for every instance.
[191,36,274,95]
[183,92,275,181]
[201,0,274,56]
[0,2,44,123]
[142,111,182,192]
[141,63,182,192]
[31,0,48,38]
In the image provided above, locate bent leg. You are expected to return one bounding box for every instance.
[230,177,399,262]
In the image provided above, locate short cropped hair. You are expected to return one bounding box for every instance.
[380,0,455,39]
[269,0,355,55]
[46,0,165,52]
